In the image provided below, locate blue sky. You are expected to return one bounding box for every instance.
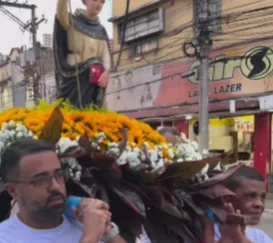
[0,0,113,54]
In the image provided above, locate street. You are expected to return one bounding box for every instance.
[255,196,273,239]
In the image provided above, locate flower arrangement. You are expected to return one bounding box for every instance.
[0,101,205,180]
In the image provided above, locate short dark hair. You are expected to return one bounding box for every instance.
[222,165,264,192]
[158,127,181,136]
[0,138,55,182]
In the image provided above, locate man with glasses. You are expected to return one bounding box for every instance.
[0,138,125,243]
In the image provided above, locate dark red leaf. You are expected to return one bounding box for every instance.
[78,134,93,154]
[195,184,235,200]
[139,186,185,219]
[192,165,241,189]
[91,154,118,170]
[39,107,64,144]
[111,182,146,217]
[117,128,128,158]
[59,146,87,158]
[156,158,211,183]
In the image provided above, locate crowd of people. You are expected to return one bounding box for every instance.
[0,134,271,243]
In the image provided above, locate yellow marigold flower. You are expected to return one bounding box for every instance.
[24,117,44,133]
[0,101,169,160]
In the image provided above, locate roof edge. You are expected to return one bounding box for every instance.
[108,0,169,23]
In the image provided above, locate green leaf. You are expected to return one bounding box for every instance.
[39,107,64,144]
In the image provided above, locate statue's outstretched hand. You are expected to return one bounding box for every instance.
[98,71,109,88]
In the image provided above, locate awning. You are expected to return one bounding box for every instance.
[121,100,260,119]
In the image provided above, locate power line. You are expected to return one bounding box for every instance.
[113,0,130,71]
[113,4,273,68]
[0,0,47,104]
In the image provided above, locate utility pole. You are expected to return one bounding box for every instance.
[196,0,212,152]
[0,0,46,103]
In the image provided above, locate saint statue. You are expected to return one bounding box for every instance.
[54,0,112,108]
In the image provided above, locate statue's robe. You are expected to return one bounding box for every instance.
[54,3,112,108]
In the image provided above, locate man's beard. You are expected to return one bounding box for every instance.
[21,192,66,221]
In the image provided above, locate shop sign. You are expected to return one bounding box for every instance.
[187,46,273,98]
[231,120,254,132]
[157,39,273,106]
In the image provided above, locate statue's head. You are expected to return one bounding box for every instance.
[82,0,105,19]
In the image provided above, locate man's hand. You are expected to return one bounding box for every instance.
[98,71,109,88]
[217,203,251,243]
[74,198,112,243]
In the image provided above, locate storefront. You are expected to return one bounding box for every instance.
[106,38,273,178]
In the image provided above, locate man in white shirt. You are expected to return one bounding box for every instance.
[0,138,126,243]
[214,166,273,243]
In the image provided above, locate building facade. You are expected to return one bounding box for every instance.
[106,0,273,178]
[0,46,56,109]
[42,34,53,48]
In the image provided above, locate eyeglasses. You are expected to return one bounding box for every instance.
[7,170,67,188]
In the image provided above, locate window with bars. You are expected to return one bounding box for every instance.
[1,84,9,108]
[26,80,34,101]
[193,0,222,34]
[130,40,158,57]
[119,8,164,43]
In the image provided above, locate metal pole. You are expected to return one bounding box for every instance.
[197,0,211,152]
[31,6,40,104]
[31,7,37,59]
[199,43,210,152]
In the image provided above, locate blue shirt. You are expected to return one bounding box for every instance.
[214,224,273,243]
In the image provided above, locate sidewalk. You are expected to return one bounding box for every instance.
[265,195,273,213]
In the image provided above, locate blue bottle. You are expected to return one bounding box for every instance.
[65,196,82,218]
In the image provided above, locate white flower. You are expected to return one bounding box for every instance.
[167,148,175,159]
[143,142,149,148]
[202,149,209,155]
[16,132,24,139]
[108,142,118,148]
[58,138,78,154]
[117,151,128,166]
[8,121,15,129]
[96,132,106,138]
[140,153,146,161]
[8,130,16,137]
[107,147,120,156]
[126,151,141,169]
[15,124,26,132]
[191,141,199,151]
[0,132,8,140]
[200,163,209,175]
[157,151,163,158]
[27,131,34,137]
